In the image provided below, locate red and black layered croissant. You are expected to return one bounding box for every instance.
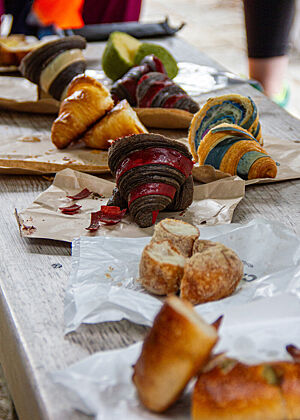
[107,133,194,228]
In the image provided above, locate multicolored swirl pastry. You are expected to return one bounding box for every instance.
[197,123,277,180]
[188,94,262,161]
[19,36,87,101]
[107,133,194,228]
[110,54,166,106]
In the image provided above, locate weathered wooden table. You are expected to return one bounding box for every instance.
[0,37,300,420]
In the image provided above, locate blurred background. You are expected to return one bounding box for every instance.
[141,0,300,119]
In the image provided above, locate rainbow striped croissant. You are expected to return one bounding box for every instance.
[188,94,262,161]
[197,123,277,180]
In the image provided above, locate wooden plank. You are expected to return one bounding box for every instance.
[0,37,300,420]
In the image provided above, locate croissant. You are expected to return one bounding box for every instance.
[136,71,200,113]
[82,99,147,149]
[192,347,300,420]
[197,123,277,180]
[110,54,166,106]
[107,133,194,227]
[19,36,87,101]
[51,74,114,149]
[189,94,262,161]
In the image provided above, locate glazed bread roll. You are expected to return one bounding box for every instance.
[180,241,244,304]
[151,218,200,257]
[132,296,218,413]
[139,240,185,295]
[192,357,285,420]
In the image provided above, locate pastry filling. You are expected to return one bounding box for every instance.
[204,137,248,169]
[116,147,194,182]
[147,241,186,266]
[128,182,176,206]
[161,219,199,236]
[40,49,84,93]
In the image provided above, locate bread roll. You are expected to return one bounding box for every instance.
[139,240,185,295]
[192,357,285,420]
[180,242,243,304]
[132,296,218,413]
[152,218,199,257]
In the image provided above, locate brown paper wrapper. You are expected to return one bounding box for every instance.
[15,168,245,242]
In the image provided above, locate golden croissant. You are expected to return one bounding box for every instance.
[197,123,277,180]
[51,74,114,149]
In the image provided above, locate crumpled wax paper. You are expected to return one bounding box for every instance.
[16,168,245,242]
[65,218,300,332]
[52,292,300,420]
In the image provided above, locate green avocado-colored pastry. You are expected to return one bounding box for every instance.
[102,32,141,81]
[134,43,178,79]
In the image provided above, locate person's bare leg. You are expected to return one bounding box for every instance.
[248,56,288,97]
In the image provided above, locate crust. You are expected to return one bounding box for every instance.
[192,239,219,254]
[134,107,193,129]
[82,100,147,149]
[133,296,218,412]
[272,361,300,419]
[139,240,186,295]
[152,218,199,257]
[51,75,114,149]
[180,242,243,304]
[192,359,285,420]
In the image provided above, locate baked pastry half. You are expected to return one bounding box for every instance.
[139,240,186,295]
[180,240,244,304]
[82,99,147,149]
[133,295,218,413]
[51,74,114,149]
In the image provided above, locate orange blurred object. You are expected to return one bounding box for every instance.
[33,0,84,29]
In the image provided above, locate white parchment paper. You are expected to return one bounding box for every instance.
[53,293,300,420]
[65,218,300,332]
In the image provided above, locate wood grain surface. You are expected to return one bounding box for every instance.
[0,37,300,420]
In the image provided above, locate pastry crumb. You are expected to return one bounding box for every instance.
[18,136,41,142]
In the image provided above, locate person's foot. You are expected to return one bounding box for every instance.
[271,82,290,108]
